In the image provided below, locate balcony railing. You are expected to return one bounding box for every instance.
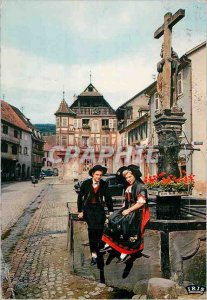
[1,133,20,145]
[72,108,115,116]
[101,126,110,131]
[1,152,19,161]
[118,119,134,131]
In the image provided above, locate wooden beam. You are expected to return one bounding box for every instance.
[154,9,185,39]
[154,24,164,39]
[168,9,185,29]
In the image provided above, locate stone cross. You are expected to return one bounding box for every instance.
[154,9,185,110]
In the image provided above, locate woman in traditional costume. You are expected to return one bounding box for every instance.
[100,165,150,263]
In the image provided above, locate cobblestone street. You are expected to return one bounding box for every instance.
[2,179,131,299]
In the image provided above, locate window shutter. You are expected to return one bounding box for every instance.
[74,119,78,129]
[113,119,117,129]
[109,119,113,128]
[78,119,82,129]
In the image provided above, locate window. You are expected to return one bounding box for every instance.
[56,135,60,145]
[82,136,89,147]
[1,143,8,153]
[62,135,67,146]
[155,93,160,110]
[102,136,109,146]
[177,71,183,96]
[74,119,82,129]
[83,159,93,171]
[92,120,99,132]
[134,127,138,140]
[62,117,68,126]
[2,125,8,134]
[103,158,108,167]
[138,111,143,118]
[24,147,28,155]
[102,119,109,127]
[82,119,90,129]
[12,145,18,155]
[126,107,132,119]
[19,145,22,154]
[14,129,18,138]
[56,117,60,127]
[83,119,89,125]
[74,119,78,129]
[113,119,117,130]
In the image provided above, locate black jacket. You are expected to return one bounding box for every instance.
[125,180,148,207]
[77,178,114,213]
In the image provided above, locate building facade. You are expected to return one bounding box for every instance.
[116,83,154,177]
[12,105,45,178]
[1,100,32,181]
[54,84,118,179]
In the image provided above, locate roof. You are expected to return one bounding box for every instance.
[1,100,31,132]
[43,135,56,151]
[138,105,149,111]
[116,81,155,111]
[79,83,102,97]
[185,41,206,56]
[11,105,36,129]
[55,98,76,116]
[70,83,116,112]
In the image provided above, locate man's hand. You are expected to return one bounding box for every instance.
[78,212,84,219]
[106,211,113,218]
[122,209,131,216]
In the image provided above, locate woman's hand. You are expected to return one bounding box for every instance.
[122,209,131,216]
[78,212,84,219]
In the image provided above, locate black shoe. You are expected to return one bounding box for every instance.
[105,251,117,265]
[116,255,130,264]
[99,246,112,253]
[90,257,97,266]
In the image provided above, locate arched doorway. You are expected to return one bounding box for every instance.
[22,164,26,179]
[27,167,30,179]
[16,163,21,179]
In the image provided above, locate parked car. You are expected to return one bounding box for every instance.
[74,174,124,197]
[41,169,55,177]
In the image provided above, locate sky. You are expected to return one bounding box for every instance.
[1,0,206,124]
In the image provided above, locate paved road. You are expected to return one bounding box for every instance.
[2,179,129,299]
[2,179,50,235]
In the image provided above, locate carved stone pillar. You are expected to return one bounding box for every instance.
[154,109,186,177]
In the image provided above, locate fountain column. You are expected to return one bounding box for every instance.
[153,10,186,218]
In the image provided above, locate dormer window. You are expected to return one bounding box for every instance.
[88,85,93,92]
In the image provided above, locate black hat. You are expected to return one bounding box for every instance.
[116,166,129,188]
[127,164,142,179]
[116,166,128,183]
[88,165,107,177]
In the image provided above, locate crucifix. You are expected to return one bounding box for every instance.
[154,9,185,110]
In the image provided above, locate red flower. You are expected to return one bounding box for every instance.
[158,172,166,178]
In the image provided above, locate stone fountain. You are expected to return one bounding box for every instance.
[67,9,206,294]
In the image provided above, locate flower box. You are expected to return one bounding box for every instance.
[145,172,195,198]
[147,189,192,197]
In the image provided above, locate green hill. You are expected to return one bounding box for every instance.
[34,124,56,136]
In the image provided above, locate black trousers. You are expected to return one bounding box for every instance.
[83,204,106,253]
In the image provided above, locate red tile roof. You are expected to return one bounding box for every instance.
[1,100,31,132]
[43,135,57,151]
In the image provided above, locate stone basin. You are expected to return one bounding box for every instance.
[67,197,206,291]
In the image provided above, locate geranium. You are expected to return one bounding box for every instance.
[144,173,195,192]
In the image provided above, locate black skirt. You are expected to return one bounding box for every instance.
[103,208,142,250]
